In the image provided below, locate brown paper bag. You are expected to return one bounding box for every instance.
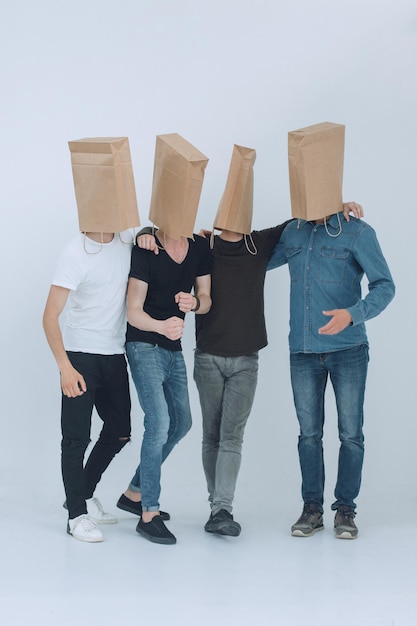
[288,122,344,220]
[213,144,256,235]
[149,133,209,240]
[68,137,140,232]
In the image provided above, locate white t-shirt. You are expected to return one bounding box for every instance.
[52,233,132,355]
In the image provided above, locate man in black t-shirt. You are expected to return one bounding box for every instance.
[119,229,211,545]
[194,226,289,536]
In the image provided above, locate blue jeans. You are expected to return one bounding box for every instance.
[126,342,192,511]
[193,349,259,514]
[290,345,369,511]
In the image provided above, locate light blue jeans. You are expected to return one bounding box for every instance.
[126,342,192,511]
[194,349,259,514]
[290,344,369,511]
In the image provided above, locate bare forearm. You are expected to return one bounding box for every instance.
[128,308,184,342]
[42,285,87,396]
[43,314,87,395]
[127,308,166,334]
[194,292,211,315]
[42,314,72,372]
[193,274,211,315]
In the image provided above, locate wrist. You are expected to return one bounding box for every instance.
[191,296,201,312]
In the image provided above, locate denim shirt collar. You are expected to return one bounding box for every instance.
[296,212,343,232]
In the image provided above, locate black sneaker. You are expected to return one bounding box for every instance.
[334,505,358,539]
[204,509,241,537]
[291,503,324,537]
[136,515,176,545]
[116,494,170,521]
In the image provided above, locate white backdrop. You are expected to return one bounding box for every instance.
[1,0,415,513]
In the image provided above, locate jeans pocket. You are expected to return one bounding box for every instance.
[126,341,158,368]
[130,341,158,353]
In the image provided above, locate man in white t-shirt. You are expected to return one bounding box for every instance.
[43,231,132,542]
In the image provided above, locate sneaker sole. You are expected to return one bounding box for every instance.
[135,524,176,545]
[89,516,117,525]
[291,525,324,537]
[335,530,358,540]
[117,500,171,521]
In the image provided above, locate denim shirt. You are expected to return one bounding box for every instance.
[267,213,395,354]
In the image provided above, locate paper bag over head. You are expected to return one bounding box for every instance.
[68,137,140,233]
[288,122,345,221]
[149,133,209,240]
[213,144,256,235]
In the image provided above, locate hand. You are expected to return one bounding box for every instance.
[60,364,87,398]
[342,202,363,222]
[197,229,212,238]
[175,291,195,313]
[161,316,184,341]
[318,309,352,335]
[137,234,159,255]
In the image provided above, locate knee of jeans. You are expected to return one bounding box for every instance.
[339,431,364,447]
[143,423,170,449]
[116,436,130,452]
[61,437,90,455]
[99,434,131,454]
[299,433,323,446]
[179,417,192,440]
[203,432,220,446]
[167,420,191,447]
[219,437,243,454]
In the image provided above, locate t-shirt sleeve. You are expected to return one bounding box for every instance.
[129,244,151,284]
[51,244,84,291]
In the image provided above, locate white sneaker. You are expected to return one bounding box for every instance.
[67,514,104,542]
[87,497,118,524]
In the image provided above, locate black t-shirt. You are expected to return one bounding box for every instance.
[126,235,211,351]
[195,223,291,357]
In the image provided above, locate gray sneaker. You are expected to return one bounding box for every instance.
[291,503,324,537]
[334,505,358,539]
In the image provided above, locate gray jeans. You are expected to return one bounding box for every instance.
[193,349,259,514]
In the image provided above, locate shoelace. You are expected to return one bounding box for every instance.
[78,516,98,532]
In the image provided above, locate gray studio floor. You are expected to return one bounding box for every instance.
[1,478,416,626]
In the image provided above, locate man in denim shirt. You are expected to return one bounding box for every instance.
[268,211,395,538]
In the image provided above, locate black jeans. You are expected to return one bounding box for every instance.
[61,352,131,519]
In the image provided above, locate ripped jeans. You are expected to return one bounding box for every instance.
[61,352,131,519]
